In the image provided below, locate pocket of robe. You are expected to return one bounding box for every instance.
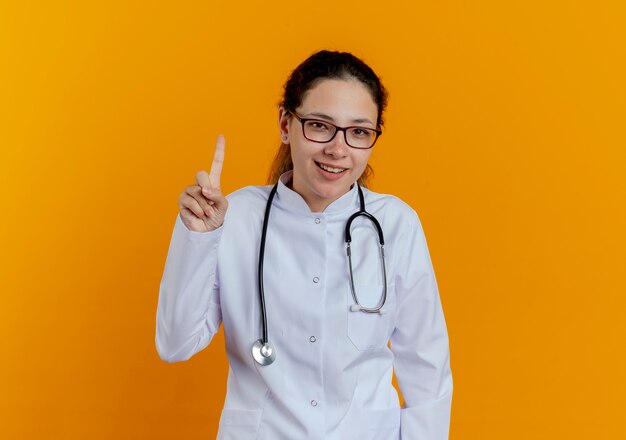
[217,408,262,440]
[346,283,396,351]
[366,407,401,440]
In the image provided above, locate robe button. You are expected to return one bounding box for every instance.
[309,336,316,343]
[313,277,320,283]
[310,400,318,407]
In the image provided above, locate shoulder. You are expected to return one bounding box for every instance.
[362,187,421,229]
[362,189,434,268]
[225,184,273,208]
[222,184,273,228]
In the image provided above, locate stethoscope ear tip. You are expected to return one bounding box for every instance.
[350,304,387,314]
[350,304,387,315]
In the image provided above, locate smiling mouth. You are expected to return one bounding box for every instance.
[316,161,348,174]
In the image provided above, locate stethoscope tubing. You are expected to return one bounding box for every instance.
[257,184,278,345]
[345,185,387,313]
[254,182,387,365]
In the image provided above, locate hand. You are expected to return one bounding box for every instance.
[178,134,229,232]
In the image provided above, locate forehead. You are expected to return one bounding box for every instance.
[298,79,378,124]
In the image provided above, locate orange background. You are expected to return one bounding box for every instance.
[1,1,625,438]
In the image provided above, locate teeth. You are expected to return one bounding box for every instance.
[318,163,346,173]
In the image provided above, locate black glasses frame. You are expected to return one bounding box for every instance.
[289,111,382,149]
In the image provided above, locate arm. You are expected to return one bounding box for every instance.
[155,213,223,362]
[155,135,228,363]
[391,210,453,439]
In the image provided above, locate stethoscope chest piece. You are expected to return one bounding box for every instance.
[252,339,276,366]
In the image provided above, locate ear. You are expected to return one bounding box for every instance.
[278,107,291,144]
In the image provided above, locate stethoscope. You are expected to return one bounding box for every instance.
[252,182,388,366]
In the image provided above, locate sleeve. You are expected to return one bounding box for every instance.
[155,212,224,363]
[390,209,453,439]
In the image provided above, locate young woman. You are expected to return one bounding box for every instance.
[156,50,453,439]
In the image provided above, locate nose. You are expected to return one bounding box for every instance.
[323,129,350,157]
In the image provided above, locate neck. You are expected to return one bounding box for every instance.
[286,175,355,213]
[286,181,335,213]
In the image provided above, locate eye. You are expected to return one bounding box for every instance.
[306,121,330,131]
[349,127,372,138]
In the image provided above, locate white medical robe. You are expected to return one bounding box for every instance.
[156,171,453,439]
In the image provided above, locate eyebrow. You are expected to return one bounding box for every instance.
[305,112,375,127]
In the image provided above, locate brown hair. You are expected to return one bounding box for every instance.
[267,50,388,187]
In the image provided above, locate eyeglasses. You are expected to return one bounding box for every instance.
[289,111,382,149]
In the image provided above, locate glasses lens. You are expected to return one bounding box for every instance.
[346,127,377,149]
[303,120,335,142]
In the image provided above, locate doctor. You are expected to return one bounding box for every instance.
[156,50,453,439]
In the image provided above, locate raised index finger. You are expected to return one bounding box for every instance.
[209,134,225,189]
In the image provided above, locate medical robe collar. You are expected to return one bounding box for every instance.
[275,170,360,216]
